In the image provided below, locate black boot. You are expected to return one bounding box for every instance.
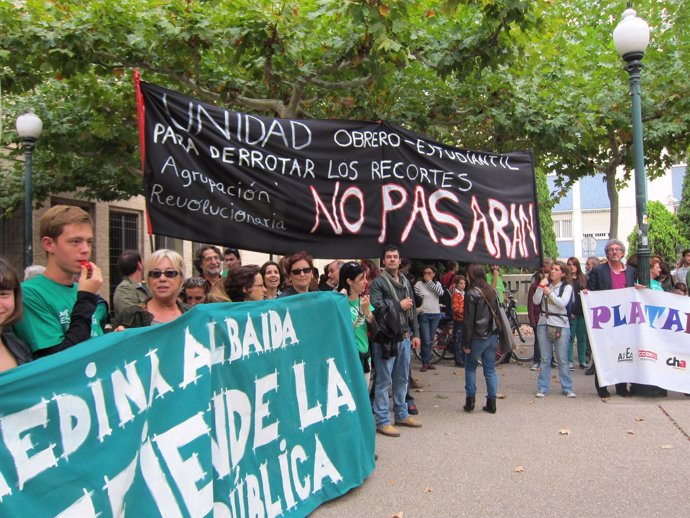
[482,398,496,414]
[463,396,475,412]
[585,364,595,375]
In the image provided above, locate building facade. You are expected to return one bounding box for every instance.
[548,163,687,261]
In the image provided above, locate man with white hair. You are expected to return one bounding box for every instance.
[586,239,637,398]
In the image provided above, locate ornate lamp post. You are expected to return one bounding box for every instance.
[613,3,650,286]
[16,110,43,269]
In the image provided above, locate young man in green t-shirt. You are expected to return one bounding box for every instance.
[13,205,105,357]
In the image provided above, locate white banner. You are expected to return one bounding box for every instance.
[582,287,690,391]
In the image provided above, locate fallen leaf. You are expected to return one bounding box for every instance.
[627,430,636,435]
[423,487,433,493]
[496,393,506,399]
[413,389,424,393]
[529,401,535,404]
[435,394,449,399]
[559,428,572,435]
[389,480,397,485]
[635,417,645,422]
[661,444,674,449]
[512,466,525,473]
[391,512,403,518]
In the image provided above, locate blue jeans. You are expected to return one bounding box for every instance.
[531,324,541,364]
[453,319,465,364]
[372,338,411,427]
[464,334,498,399]
[568,315,588,365]
[419,313,442,364]
[537,324,573,394]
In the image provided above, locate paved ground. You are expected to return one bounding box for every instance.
[312,348,690,518]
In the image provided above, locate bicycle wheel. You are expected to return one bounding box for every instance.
[507,309,525,343]
[438,324,456,360]
[512,334,534,362]
[413,335,444,363]
[429,333,445,364]
[412,343,423,362]
[495,337,509,364]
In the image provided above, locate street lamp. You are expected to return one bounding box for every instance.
[613,3,650,286]
[16,110,43,269]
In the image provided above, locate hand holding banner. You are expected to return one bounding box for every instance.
[0,292,374,517]
[582,287,690,392]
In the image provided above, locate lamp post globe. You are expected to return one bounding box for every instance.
[16,109,43,269]
[613,5,650,59]
[613,4,650,287]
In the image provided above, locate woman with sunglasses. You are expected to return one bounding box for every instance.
[260,261,283,299]
[116,249,190,328]
[279,252,314,297]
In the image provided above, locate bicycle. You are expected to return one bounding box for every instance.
[412,315,455,364]
[496,290,532,363]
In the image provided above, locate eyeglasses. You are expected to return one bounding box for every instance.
[252,284,265,289]
[607,247,624,253]
[148,270,180,279]
[291,267,312,276]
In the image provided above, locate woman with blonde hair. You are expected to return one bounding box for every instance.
[117,249,189,328]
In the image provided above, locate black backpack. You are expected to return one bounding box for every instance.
[439,287,453,318]
[373,299,406,343]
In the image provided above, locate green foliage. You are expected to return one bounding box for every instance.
[627,201,690,263]
[0,0,539,208]
[535,167,558,260]
[677,166,690,243]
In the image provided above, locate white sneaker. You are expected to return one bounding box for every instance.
[568,363,574,371]
[565,392,577,398]
[530,364,539,371]
[535,392,546,398]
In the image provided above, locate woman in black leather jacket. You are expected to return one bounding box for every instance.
[462,264,500,414]
[0,257,33,371]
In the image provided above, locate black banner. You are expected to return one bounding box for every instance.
[139,81,541,266]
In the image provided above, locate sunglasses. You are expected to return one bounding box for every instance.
[291,267,312,276]
[183,277,208,288]
[148,270,181,279]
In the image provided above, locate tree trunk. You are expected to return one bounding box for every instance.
[605,168,619,239]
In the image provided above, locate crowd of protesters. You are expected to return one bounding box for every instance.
[2,205,688,435]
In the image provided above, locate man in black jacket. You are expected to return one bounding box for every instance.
[369,245,422,437]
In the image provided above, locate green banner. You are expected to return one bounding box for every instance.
[0,292,375,517]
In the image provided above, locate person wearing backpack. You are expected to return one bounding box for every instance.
[567,257,589,370]
[369,245,422,437]
[532,260,576,398]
